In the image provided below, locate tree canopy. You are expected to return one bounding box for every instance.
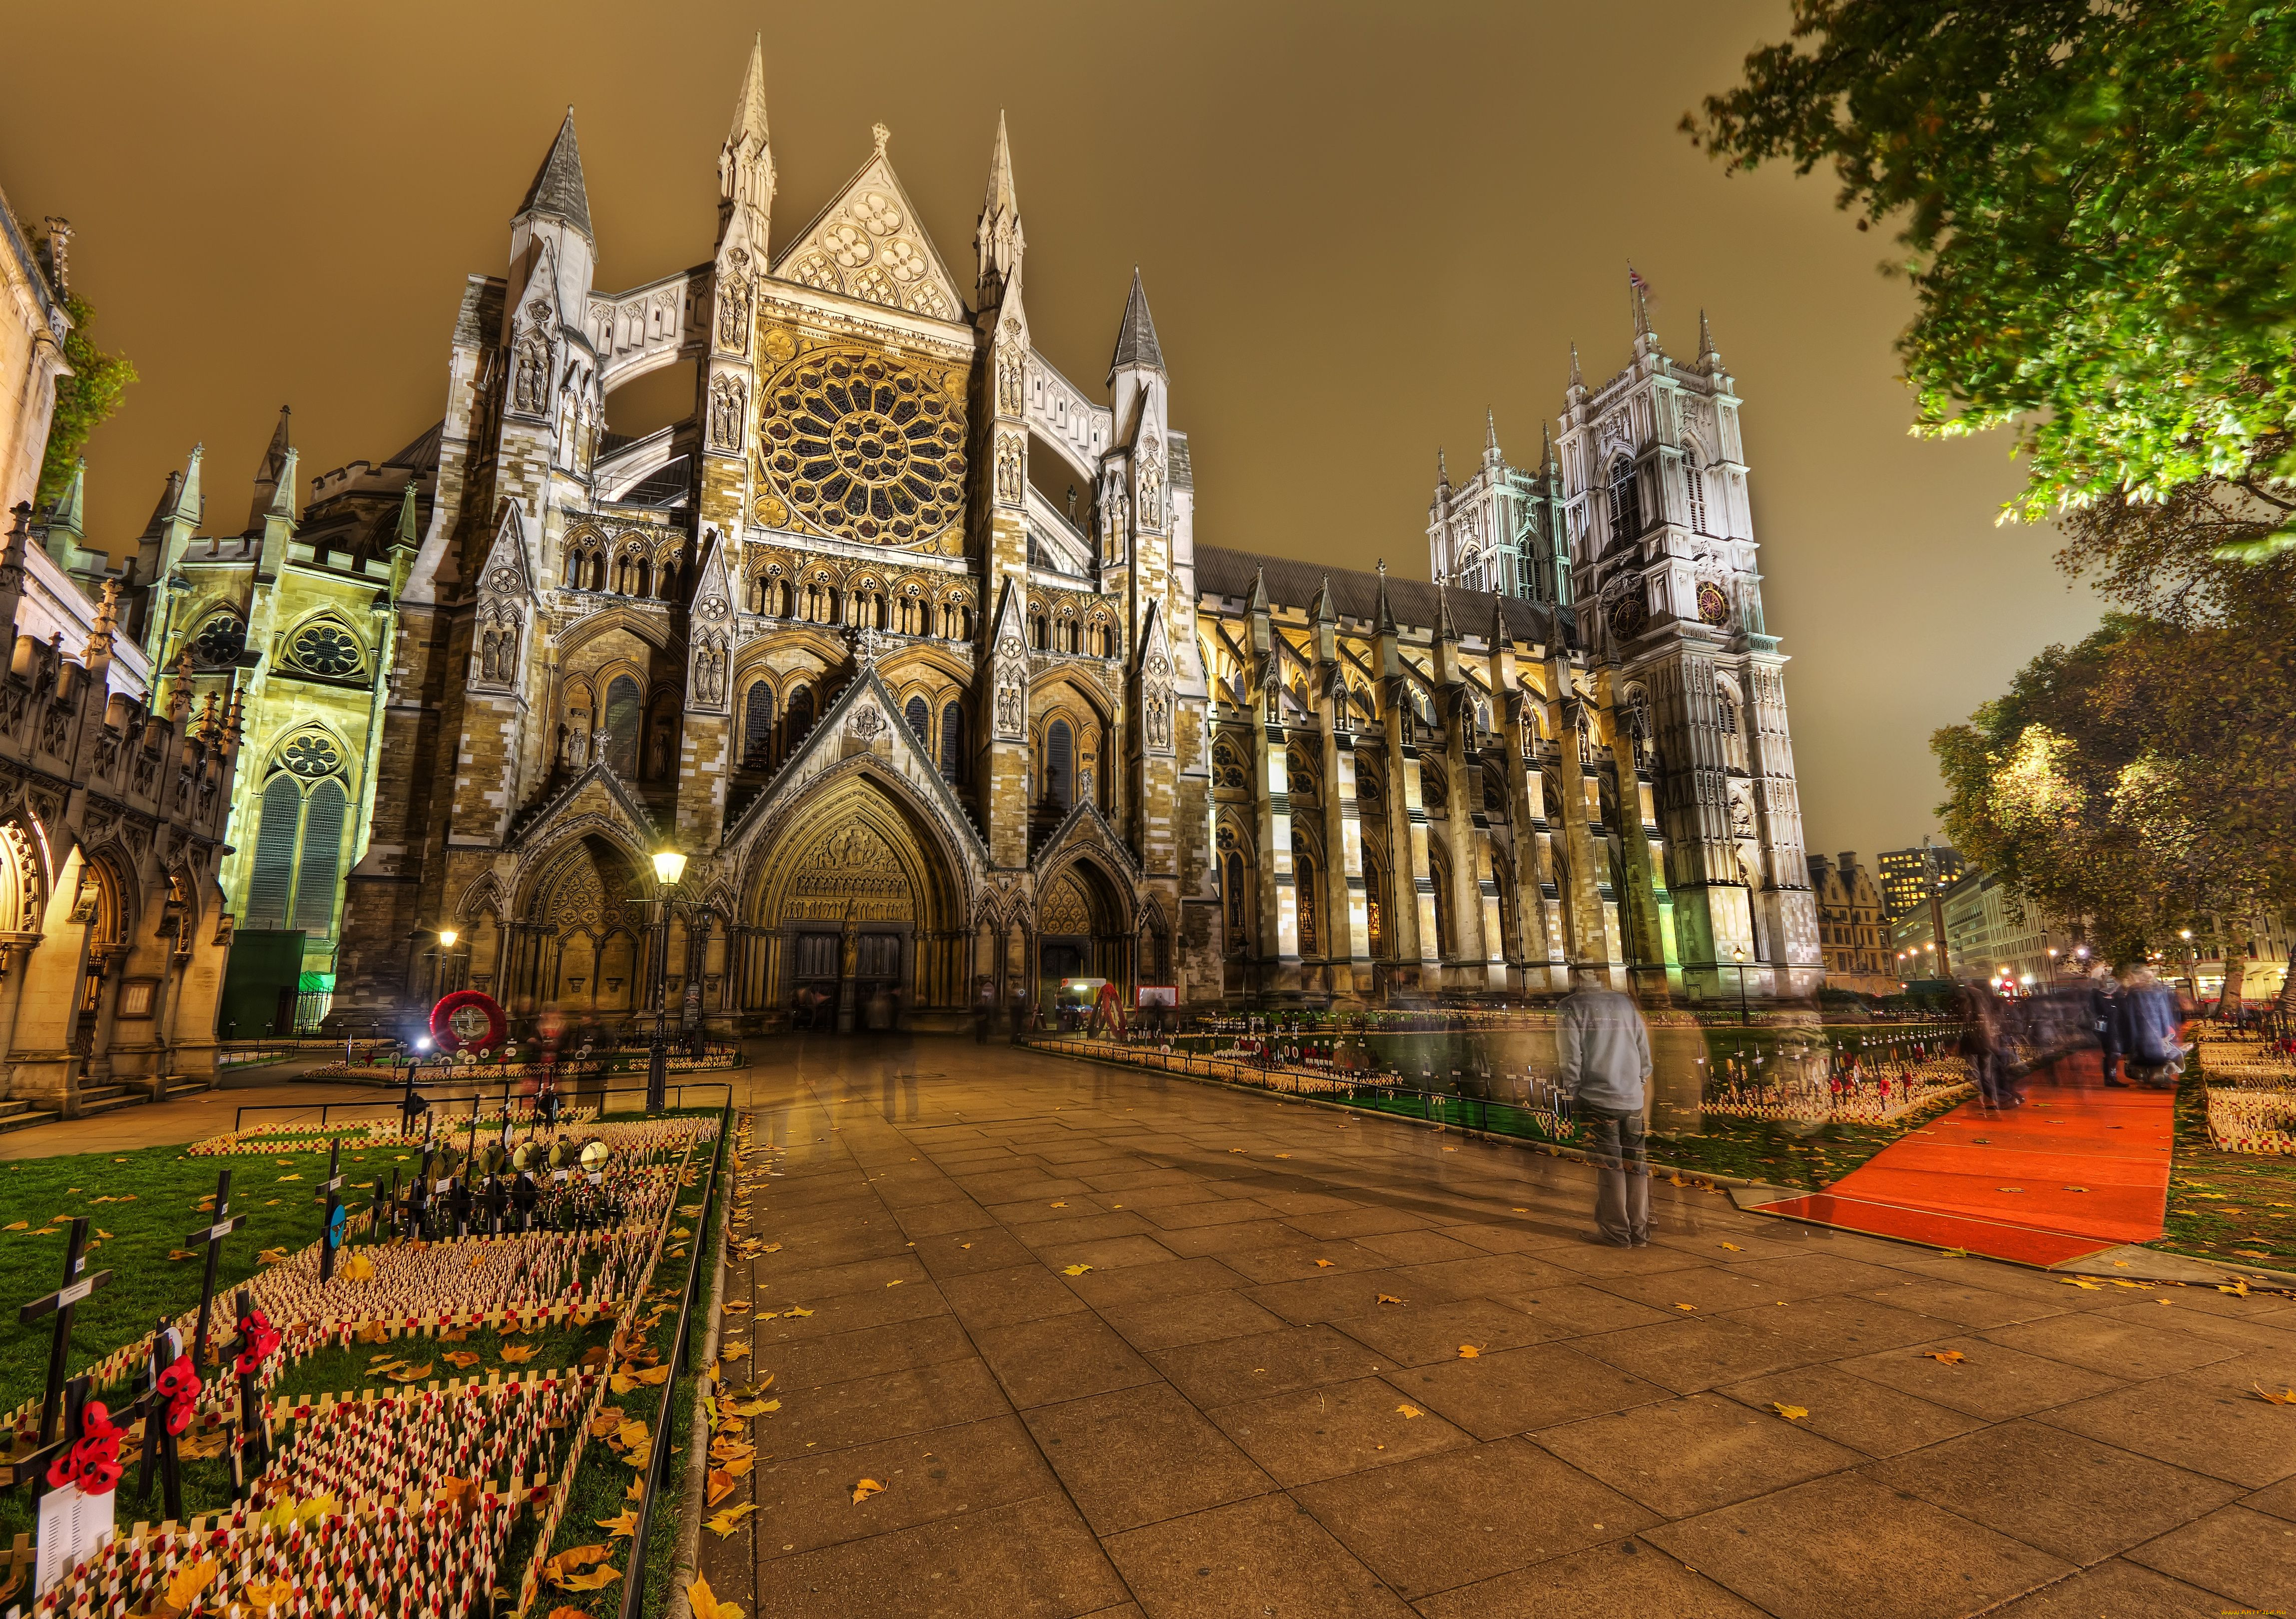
[1686,1,2296,544]
[38,288,137,512]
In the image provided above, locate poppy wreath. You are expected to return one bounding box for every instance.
[234,1306,282,1376]
[155,1360,202,1435]
[429,988,507,1055]
[45,1400,124,1495]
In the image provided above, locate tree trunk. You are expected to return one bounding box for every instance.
[2213,918,2248,1017]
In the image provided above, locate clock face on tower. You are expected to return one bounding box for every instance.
[1606,588,1649,640]
[1697,581,1732,627]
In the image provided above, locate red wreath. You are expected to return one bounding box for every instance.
[46,1400,123,1495]
[155,1360,202,1435]
[429,989,507,1054]
[233,1306,282,1376]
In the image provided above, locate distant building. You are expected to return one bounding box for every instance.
[1941,868,2079,990]
[1890,905,1943,981]
[1878,843,1964,922]
[1806,852,1896,995]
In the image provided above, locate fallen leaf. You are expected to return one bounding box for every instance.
[1771,1403,1808,1421]
[277,1173,302,1182]
[1050,1201,1068,1208]
[242,1576,295,1605]
[388,1362,435,1383]
[1061,1264,1093,1277]
[722,1300,752,1314]
[686,1574,743,1619]
[2253,1385,2296,1406]
[342,1252,377,1282]
[168,1248,197,1261]
[1395,1403,1423,1418]
[596,1510,639,1539]
[499,1345,538,1364]
[1314,1259,1337,1269]
[1720,1242,1743,1252]
[554,1564,621,1593]
[706,1503,758,1536]
[1377,1294,1404,1306]
[257,1246,292,1265]
[443,1350,482,1369]
[884,1278,904,1287]
[164,1560,221,1610]
[1457,1345,1480,1359]
[2061,1278,2104,1291]
[720,1342,752,1362]
[1922,1351,1967,1365]
[784,1304,812,1317]
[851,1478,885,1504]
[707,1468,738,1506]
[1674,1303,1698,1312]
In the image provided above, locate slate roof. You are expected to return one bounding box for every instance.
[1195,544,1566,647]
[519,110,593,238]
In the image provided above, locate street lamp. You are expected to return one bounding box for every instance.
[644,848,704,1112]
[1732,944,1749,1027]
[2179,927,2200,1005]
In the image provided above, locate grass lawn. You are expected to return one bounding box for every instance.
[0,1136,440,1421]
[2155,1071,2296,1270]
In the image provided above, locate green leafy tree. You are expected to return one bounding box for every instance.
[1686,1,2296,547]
[1933,547,2296,991]
[17,221,137,511]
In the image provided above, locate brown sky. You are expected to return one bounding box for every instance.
[0,0,2098,865]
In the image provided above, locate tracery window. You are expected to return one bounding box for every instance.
[755,347,966,546]
[1044,719,1074,811]
[1684,451,1709,535]
[742,681,775,767]
[1211,737,1248,791]
[905,695,931,750]
[786,686,815,756]
[1607,455,1642,547]
[189,614,246,670]
[602,676,641,777]
[939,702,964,784]
[1295,851,1319,956]
[291,622,363,679]
[245,744,350,938]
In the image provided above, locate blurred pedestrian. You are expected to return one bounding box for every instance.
[1556,966,1653,1248]
[2091,966,2127,1087]
[1954,978,2018,1109]
[2116,966,2187,1090]
[974,977,995,1043]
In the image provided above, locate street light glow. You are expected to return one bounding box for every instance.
[438,928,458,949]
[654,848,688,886]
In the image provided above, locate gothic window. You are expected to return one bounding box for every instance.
[281,733,343,779]
[1045,719,1074,811]
[603,676,641,777]
[1684,452,1709,535]
[1029,609,1048,651]
[1295,851,1319,956]
[1420,765,1447,813]
[755,347,966,547]
[1717,684,1738,736]
[905,695,931,750]
[657,560,681,602]
[1607,455,1642,547]
[1287,750,1317,802]
[939,702,964,784]
[1211,737,1248,791]
[1431,855,1453,956]
[1216,824,1249,942]
[292,622,363,679]
[786,685,815,754]
[245,769,349,939]
[190,614,246,670]
[742,681,775,767]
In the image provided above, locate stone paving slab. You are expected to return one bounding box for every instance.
[698,1037,2296,1618]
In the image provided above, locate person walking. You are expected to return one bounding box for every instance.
[2117,966,2188,1089]
[973,977,995,1044]
[2091,966,2127,1087]
[1555,966,1654,1247]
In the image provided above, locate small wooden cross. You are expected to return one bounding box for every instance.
[316,1139,345,1283]
[14,1218,112,1490]
[184,1170,245,1369]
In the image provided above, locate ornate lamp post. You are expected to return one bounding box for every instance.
[1732,944,1749,1027]
[645,849,707,1113]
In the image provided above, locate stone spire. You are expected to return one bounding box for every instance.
[1567,342,1586,402]
[1107,269,1165,380]
[975,110,1024,302]
[518,108,593,239]
[1247,564,1268,613]
[1374,558,1396,634]
[1483,408,1501,466]
[1312,574,1336,625]
[718,37,774,243]
[1436,582,1459,644]
[246,407,294,533]
[1699,307,1722,373]
[81,579,119,667]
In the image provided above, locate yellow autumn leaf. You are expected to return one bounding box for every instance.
[1720,1242,1742,1252]
[165,1560,220,1609]
[1457,1345,1480,1358]
[277,1174,302,1182]
[168,1248,196,1261]
[388,1362,434,1383]
[443,1351,481,1369]
[720,1342,752,1362]
[1922,1351,1967,1365]
[885,1278,904,1287]
[705,1503,758,1536]
[257,1247,292,1265]
[499,1345,538,1364]
[687,1574,744,1619]
[1313,1259,1336,1269]
[707,1468,738,1506]
[2253,1384,2296,1406]
[784,1304,812,1318]
[2061,1278,2103,1291]
[1771,1403,1808,1421]
[1395,1404,1422,1418]
[1061,1264,1092,1277]
[1376,1294,1404,1305]
[596,1510,639,1539]
[554,1564,621,1593]
[851,1478,885,1504]
[1674,1303,1698,1312]
[242,1575,295,1605]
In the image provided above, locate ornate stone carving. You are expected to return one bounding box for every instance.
[708,373,747,451]
[715,272,750,352]
[994,431,1023,507]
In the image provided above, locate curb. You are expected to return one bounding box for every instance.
[663,1133,733,1619]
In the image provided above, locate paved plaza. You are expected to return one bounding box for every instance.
[693,1037,2296,1619]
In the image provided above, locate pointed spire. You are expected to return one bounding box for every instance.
[1437,447,1450,488]
[975,110,1024,301]
[1374,558,1396,634]
[1312,575,1336,625]
[1568,343,1585,394]
[518,107,593,240]
[247,407,292,532]
[1489,594,1511,648]
[1247,565,1268,613]
[176,443,204,526]
[1107,268,1165,381]
[392,479,421,551]
[52,459,85,536]
[1484,408,1501,462]
[1629,266,1651,337]
[718,39,775,237]
[1541,421,1556,476]
[1698,307,1722,371]
[1436,582,1459,643]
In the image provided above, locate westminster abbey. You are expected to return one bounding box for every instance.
[303,40,1821,1032]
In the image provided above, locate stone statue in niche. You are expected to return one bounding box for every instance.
[708,375,747,451]
[513,338,548,414]
[716,275,750,351]
[566,723,589,769]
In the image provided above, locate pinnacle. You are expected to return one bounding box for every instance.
[519,107,593,239]
[728,34,769,146]
[985,110,1017,212]
[1108,268,1164,379]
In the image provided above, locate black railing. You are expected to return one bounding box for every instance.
[229,1080,736,1136]
[621,1106,730,1619]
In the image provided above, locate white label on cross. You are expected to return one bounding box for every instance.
[55,1277,94,1309]
[36,1481,113,1597]
[434,1178,454,1195]
[195,1222,234,1244]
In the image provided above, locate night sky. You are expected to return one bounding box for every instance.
[0,0,2099,865]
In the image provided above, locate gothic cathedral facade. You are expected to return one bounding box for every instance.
[324,43,1821,1031]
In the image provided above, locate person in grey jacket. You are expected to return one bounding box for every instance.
[1556,968,1655,1246]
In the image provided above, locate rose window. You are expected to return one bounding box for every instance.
[1697,582,1732,627]
[281,734,343,779]
[292,623,362,677]
[189,615,246,668]
[760,348,966,546]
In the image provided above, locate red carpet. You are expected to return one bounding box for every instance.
[1754,1068,2175,1266]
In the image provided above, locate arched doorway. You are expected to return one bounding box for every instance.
[520,834,646,1025]
[1035,858,1131,1024]
[747,772,963,1033]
